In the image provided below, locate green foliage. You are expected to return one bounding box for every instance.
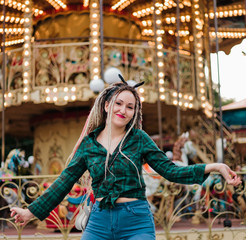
[213,87,235,109]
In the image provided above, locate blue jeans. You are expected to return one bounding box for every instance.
[81,200,155,240]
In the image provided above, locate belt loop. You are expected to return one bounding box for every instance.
[126,205,131,212]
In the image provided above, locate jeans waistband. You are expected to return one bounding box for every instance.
[94,199,148,208]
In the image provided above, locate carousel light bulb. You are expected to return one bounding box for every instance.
[45,88,50,93]
[23,79,28,84]
[8,92,12,97]
[93,46,98,52]
[189,103,193,108]
[158,62,164,67]
[93,39,98,44]
[160,95,165,100]
[53,97,57,102]
[173,100,178,105]
[202,103,206,108]
[158,72,164,78]
[184,102,189,107]
[24,61,29,66]
[71,95,76,101]
[140,97,145,102]
[159,79,164,84]
[92,13,98,18]
[93,68,99,73]
[93,57,99,62]
[53,87,58,93]
[189,96,193,100]
[199,72,204,77]
[64,87,68,92]
[157,51,163,57]
[71,87,76,92]
[201,96,206,101]
[46,97,50,102]
[139,88,144,93]
[23,72,28,77]
[23,95,28,100]
[64,96,69,101]
[159,87,164,92]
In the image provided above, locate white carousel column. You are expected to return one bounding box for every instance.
[191,0,206,109]
[89,0,104,92]
[23,0,32,102]
[153,2,165,102]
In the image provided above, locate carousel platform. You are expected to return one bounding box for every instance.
[1,219,246,240]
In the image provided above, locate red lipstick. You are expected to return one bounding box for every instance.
[117,114,125,118]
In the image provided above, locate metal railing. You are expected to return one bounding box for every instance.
[1,172,246,239]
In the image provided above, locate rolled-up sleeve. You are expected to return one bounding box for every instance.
[140,130,209,185]
[28,142,87,221]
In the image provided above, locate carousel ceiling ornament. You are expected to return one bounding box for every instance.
[45,0,67,9]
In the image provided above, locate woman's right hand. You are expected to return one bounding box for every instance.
[10,207,34,226]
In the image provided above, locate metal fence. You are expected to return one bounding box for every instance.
[1,172,246,240]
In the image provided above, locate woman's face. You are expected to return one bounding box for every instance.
[105,90,136,129]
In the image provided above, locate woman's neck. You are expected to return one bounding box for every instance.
[103,124,126,139]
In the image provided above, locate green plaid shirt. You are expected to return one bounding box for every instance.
[28,126,208,221]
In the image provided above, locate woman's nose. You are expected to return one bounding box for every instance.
[120,106,126,114]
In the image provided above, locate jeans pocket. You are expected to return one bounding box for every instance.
[130,204,151,216]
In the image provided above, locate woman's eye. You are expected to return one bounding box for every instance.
[128,106,133,109]
[116,102,121,105]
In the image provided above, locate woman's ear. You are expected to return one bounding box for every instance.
[104,101,109,113]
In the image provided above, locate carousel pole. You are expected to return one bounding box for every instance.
[99,0,104,80]
[176,0,181,136]
[1,0,6,168]
[213,0,231,228]
[206,0,217,155]
[153,0,163,149]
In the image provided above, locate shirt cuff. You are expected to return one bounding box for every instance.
[194,164,209,185]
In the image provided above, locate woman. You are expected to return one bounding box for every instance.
[11,75,241,239]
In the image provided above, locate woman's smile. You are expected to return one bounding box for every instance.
[116,114,126,119]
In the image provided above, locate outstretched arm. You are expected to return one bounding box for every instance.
[205,163,241,186]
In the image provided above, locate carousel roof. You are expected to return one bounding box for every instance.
[0,0,245,53]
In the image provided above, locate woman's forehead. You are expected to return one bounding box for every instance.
[116,90,136,103]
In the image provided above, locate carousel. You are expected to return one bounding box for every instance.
[1,1,246,239]
[0,0,245,174]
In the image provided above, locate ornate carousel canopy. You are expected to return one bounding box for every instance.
[0,0,245,138]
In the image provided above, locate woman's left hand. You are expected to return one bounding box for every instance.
[219,163,242,186]
[205,163,242,186]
